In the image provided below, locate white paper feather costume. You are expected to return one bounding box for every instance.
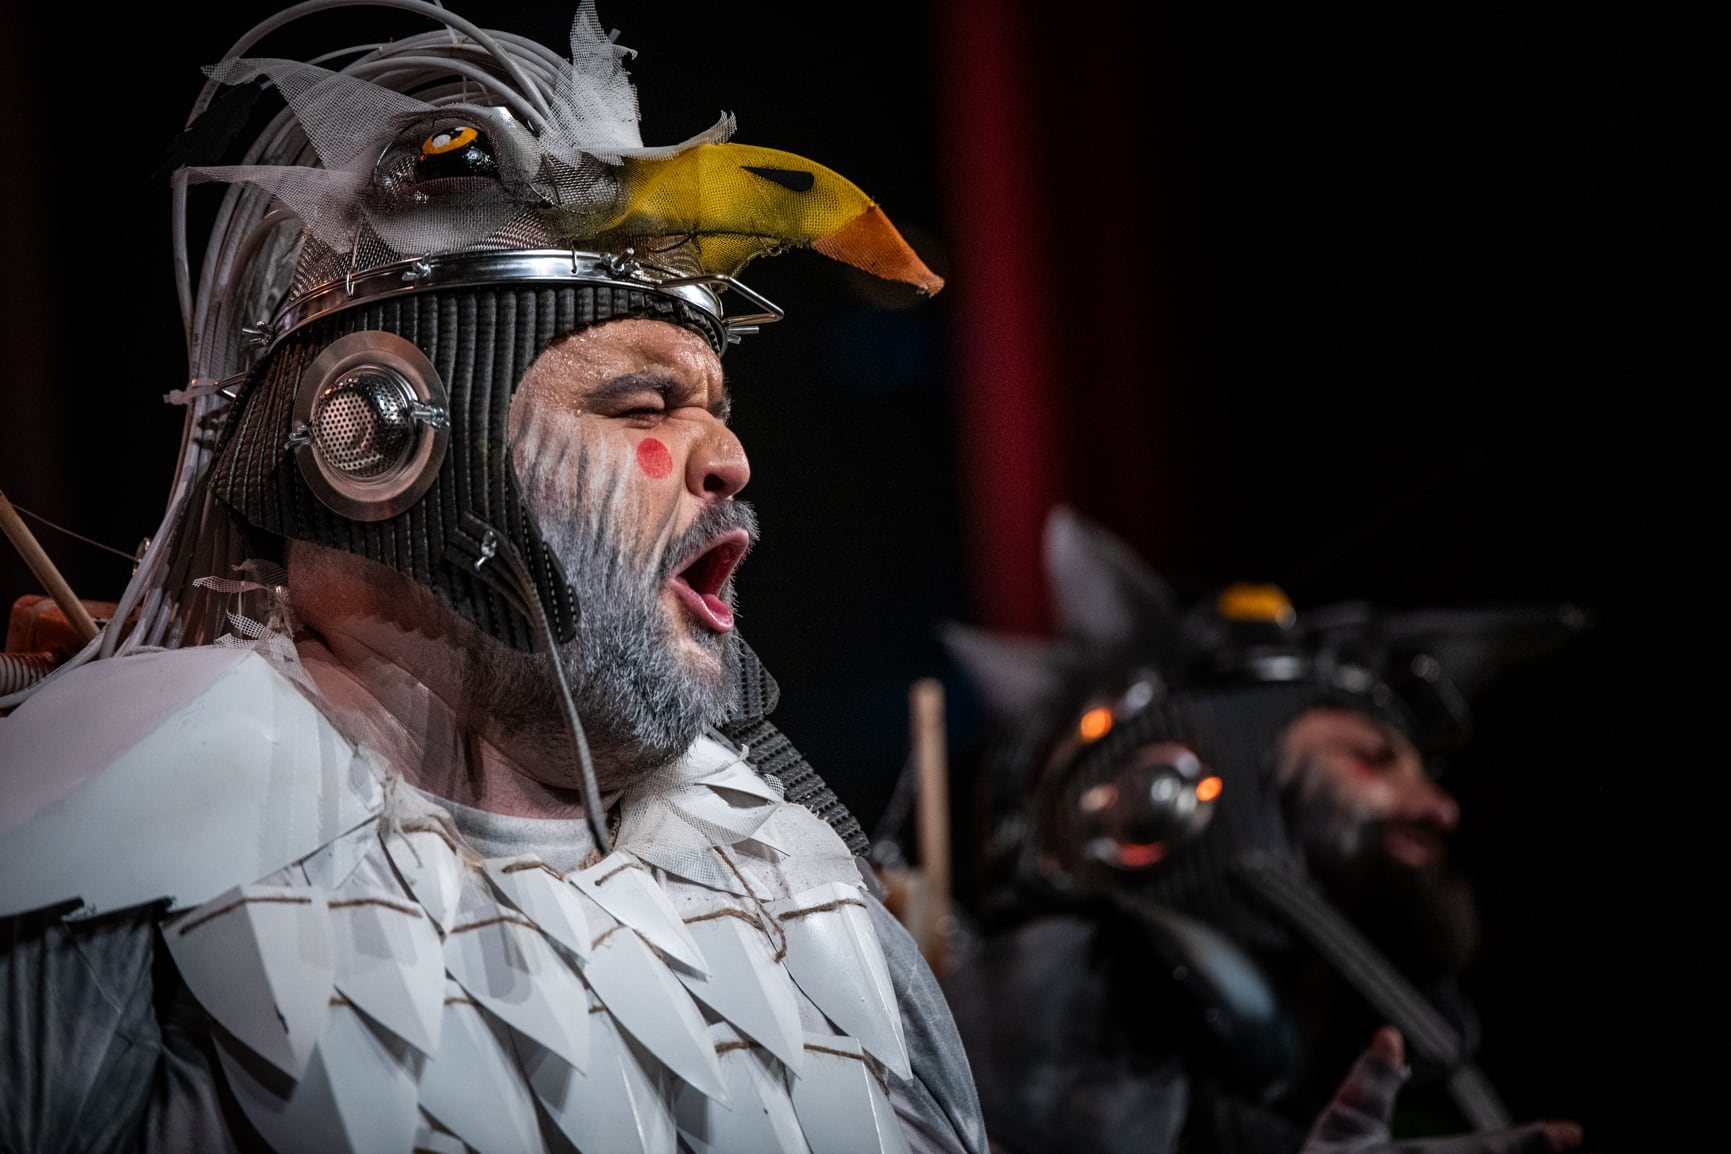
[0,636,936,1154]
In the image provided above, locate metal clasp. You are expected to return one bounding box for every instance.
[474,529,499,571]
[603,247,640,277]
[407,400,449,429]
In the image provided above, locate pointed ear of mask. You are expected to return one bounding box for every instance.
[1043,505,1180,651]
[1367,603,1593,704]
[939,621,1063,720]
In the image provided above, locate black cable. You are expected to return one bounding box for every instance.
[7,503,139,562]
[493,540,611,857]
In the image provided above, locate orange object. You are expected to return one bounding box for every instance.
[1215,582,1296,627]
[1196,775,1224,803]
[7,594,118,657]
[1078,706,1113,742]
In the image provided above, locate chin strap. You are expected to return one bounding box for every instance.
[1229,855,1511,1130]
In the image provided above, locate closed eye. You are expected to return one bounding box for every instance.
[587,373,695,421]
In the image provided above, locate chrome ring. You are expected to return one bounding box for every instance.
[269,249,779,349]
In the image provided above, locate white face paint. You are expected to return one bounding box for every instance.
[466,319,757,789]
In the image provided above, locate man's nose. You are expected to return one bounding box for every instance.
[1403,778,1461,833]
[686,418,750,499]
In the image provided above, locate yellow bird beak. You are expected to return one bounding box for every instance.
[611,143,943,295]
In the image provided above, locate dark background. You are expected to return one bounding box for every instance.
[1,3,1712,1150]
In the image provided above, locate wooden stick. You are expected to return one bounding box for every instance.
[909,677,951,978]
[0,489,99,646]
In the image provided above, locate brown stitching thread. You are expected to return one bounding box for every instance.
[399,820,461,854]
[777,897,866,923]
[573,808,626,873]
[587,860,637,886]
[176,895,313,937]
[713,845,767,903]
[716,1039,759,1055]
[328,897,423,917]
[443,995,478,1006]
[713,845,789,961]
[588,924,676,970]
[804,1042,892,1094]
[683,907,763,930]
[448,912,537,935]
[588,1004,608,1014]
[329,995,352,1007]
[502,860,561,878]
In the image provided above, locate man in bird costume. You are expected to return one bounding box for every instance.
[939,507,1587,1154]
[0,4,984,1152]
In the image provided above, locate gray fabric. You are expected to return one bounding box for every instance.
[944,913,1194,1154]
[416,784,600,873]
[0,904,259,1154]
[863,895,992,1154]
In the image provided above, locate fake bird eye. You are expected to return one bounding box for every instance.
[373,119,502,196]
[410,122,499,180]
[423,126,479,156]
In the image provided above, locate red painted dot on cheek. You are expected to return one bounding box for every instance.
[636,437,673,479]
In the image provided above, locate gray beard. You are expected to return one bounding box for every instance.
[466,436,757,790]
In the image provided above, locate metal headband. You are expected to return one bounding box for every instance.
[260,249,786,353]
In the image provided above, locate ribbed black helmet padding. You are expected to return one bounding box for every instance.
[207,282,725,650]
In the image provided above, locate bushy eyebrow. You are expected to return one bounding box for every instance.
[587,372,731,420]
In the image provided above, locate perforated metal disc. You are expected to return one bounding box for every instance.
[292,331,449,521]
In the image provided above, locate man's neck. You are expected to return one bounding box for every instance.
[285,541,602,821]
[295,630,596,821]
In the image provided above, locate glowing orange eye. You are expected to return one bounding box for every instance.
[422,126,479,156]
[1078,707,1113,742]
[1195,775,1223,803]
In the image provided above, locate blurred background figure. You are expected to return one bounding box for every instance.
[937,506,1588,1154]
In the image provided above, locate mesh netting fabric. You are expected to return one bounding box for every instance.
[178,26,739,295]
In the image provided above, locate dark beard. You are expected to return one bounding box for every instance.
[1294,782,1481,982]
[467,439,757,791]
[1298,809,1482,986]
